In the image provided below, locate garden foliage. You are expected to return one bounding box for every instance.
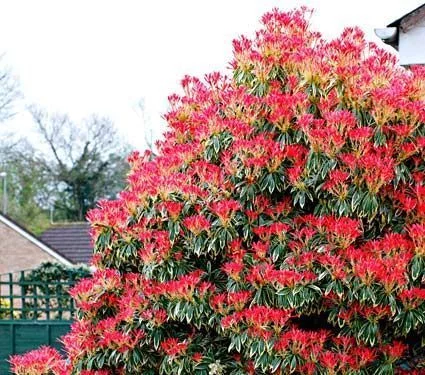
[19,262,91,319]
[11,7,425,375]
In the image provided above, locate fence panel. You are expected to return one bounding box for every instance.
[0,321,72,374]
[0,270,76,320]
[0,270,78,373]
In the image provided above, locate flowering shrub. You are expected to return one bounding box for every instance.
[9,346,68,375]
[0,298,14,318]
[11,7,425,375]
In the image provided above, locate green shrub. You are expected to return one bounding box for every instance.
[19,262,91,319]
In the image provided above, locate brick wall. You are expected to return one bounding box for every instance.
[0,221,57,275]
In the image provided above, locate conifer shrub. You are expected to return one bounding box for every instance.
[11,7,425,375]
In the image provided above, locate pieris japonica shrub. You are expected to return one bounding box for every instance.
[9,347,68,375]
[11,7,425,375]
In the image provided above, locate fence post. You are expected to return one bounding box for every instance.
[33,283,38,319]
[11,323,15,355]
[8,273,13,320]
[46,282,50,320]
[20,271,25,319]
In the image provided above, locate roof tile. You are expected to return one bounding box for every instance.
[40,223,93,264]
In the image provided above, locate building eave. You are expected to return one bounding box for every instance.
[387,3,425,31]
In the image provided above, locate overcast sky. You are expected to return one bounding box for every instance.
[0,0,423,150]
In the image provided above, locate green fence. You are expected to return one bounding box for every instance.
[0,270,77,320]
[0,320,72,373]
[0,270,78,373]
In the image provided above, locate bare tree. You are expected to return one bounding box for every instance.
[0,54,20,122]
[0,139,52,233]
[28,105,130,221]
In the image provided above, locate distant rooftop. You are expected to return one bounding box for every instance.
[40,223,93,264]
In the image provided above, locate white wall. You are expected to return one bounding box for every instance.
[399,19,425,65]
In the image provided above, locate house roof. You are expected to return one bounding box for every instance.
[0,214,73,266]
[40,223,93,264]
[388,3,425,31]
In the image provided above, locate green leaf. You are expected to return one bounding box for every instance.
[411,255,424,281]
[271,357,281,373]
